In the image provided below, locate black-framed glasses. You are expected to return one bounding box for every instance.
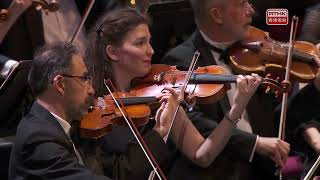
[60,74,93,85]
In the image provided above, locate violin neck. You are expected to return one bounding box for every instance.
[117,96,157,106]
[190,74,237,84]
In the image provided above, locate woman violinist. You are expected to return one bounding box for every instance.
[86,8,261,179]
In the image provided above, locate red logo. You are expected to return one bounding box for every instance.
[266,9,289,25]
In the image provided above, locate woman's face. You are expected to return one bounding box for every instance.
[112,23,154,79]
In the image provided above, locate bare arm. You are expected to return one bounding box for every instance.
[0,0,32,44]
[304,126,320,153]
[155,74,261,167]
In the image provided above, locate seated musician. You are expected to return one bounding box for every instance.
[84,8,285,180]
[8,42,112,180]
[7,26,261,180]
[161,0,320,179]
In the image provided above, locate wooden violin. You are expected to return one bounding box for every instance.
[130,64,283,103]
[228,26,320,83]
[80,92,158,139]
[81,83,167,180]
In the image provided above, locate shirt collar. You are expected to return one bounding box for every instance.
[50,112,71,137]
[199,30,234,51]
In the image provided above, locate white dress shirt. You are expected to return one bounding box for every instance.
[41,0,87,52]
[50,112,84,166]
[200,31,259,162]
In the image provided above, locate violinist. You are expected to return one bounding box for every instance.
[161,0,292,179]
[9,42,111,180]
[0,0,101,137]
[86,8,261,180]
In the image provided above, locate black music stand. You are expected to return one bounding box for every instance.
[0,60,32,129]
[147,0,195,64]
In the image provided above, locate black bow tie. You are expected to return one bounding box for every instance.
[204,41,230,63]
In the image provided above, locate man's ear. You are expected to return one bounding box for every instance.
[52,75,65,95]
[106,45,120,61]
[209,7,223,25]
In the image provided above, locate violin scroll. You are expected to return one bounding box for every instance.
[262,73,291,98]
[0,9,8,23]
[32,0,59,12]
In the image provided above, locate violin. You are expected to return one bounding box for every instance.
[130,64,283,104]
[228,26,320,83]
[81,81,168,180]
[80,63,283,138]
[80,92,158,139]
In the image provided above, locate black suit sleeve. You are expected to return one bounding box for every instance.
[21,141,111,180]
[275,82,320,142]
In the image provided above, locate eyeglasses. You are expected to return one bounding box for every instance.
[60,74,93,85]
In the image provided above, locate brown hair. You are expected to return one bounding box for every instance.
[86,8,149,96]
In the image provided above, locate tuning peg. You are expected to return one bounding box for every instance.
[0,9,8,23]
[265,86,271,93]
[265,73,271,78]
[34,4,44,11]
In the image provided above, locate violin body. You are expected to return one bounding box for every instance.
[131,64,284,103]
[229,26,320,82]
[131,64,232,104]
[80,92,151,139]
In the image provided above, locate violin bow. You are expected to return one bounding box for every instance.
[70,0,95,43]
[162,50,200,142]
[103,80,167,180]
[277,16,299,180]
[148,51,200,180]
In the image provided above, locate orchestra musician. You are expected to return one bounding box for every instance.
[162,0,320,179]
[85,8,264,180]
[8,42,112,180]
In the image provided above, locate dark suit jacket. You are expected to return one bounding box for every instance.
[9,102,111,180]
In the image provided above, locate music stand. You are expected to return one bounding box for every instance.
[148,0,192,14]
[0,60,32,121]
